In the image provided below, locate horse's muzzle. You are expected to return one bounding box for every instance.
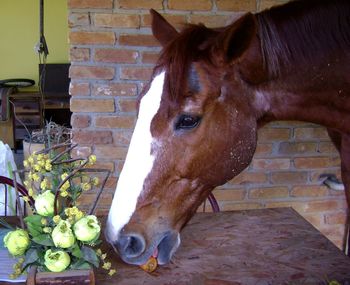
[109,230,180,265]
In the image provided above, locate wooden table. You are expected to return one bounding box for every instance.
[96,208,350,284]
[1,208,350,284]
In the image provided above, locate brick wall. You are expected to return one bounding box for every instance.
[68,0,347,249]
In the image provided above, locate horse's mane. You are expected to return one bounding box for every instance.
[257,0,350,77]
[155,0,350,100]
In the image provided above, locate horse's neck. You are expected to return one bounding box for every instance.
[254,58,350,133]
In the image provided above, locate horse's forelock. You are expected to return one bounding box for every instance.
[155,24,217,101]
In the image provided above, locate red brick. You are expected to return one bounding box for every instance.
[249,187,289,199]
[141,51,160,64]
[71,146,92,158]
[119,34,159,47]
[72,130,113,144]
[92,83,137,97]
[94,49,138,63]
[212,189,246,201]
[270,171,308,184]
[69,82,90,96]
[117,0,163,9]
[258,128,290,141]
[142,14,186,28]
[68,0,113,9]
[71,114,91,128]
[68,13,90,27]
[70,47,90,62]
[94,14,140,28]
[252,158,290,170]
[70,98,115,113]
[317,224,346,239]
[189,15,232,28]
[294,127,329,140]
[118,99,138,112]
[302,213,324,227]
[168,0,212,11]
[304,200,339,213]
[265,201,308,213]
[94,145,128,159]
[290,185,329,197]
[324,211,348,225]
[79,193,114,208]
[105,176,118,189]
[278,142,317,155]
[216,0,256,11]
[294,157,340,169]
[318,142,338,154]
[95,116,135,129]
[69,65,115,80]
[222,202,263,211]
[254,143,273,156]
[120,67,153,81]
[228,172,267,185]
[113,131,133,146]
[259,0,289,11]
[85,161,115,172]
[116,160,125,174]
[69,31,115,45]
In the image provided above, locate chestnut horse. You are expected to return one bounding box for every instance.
[106,0,350,265]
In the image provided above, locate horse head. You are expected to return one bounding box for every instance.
[106,10,261,265]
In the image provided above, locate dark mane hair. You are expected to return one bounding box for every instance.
[155,24,217,101]
[154,0,350,100]
[256,0,350,76]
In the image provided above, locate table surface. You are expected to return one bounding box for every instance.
[1,208,350,285]
[96,207,350,285]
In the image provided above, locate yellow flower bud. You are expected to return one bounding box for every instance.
[102,262,111,270]
[28,156,34,164]
[82,182,91,191]
[45,162,52,171]
[23,160,29,168]
[108,269,116,276]
[92,177,99,186]
[53,215,61,224]
[43,227,52,233]
[61,173,69,180]
[88,155,97,165]
[32,173,40,182]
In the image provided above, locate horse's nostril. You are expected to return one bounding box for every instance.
[116,234,146,258]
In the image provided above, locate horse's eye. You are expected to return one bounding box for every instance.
[175,114,201,131]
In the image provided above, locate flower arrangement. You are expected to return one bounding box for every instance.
[1,143,116,279]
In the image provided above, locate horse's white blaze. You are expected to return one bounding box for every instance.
[107,72,165,241]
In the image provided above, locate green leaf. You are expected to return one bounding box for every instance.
[24,215,43,227]
[81,246,99,268]
[70,259,91,270]
[22,248,39,269]
[32,234,54,246]
[71,244,82,258]
[26,222,43,237]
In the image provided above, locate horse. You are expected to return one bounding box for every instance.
[105,0,350,266]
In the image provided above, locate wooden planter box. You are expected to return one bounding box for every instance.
[26,267,95,285]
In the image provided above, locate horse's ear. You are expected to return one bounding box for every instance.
[150,9,178,47]
[217,13,257,63]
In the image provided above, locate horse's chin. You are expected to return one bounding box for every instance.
[111,231,181,266]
